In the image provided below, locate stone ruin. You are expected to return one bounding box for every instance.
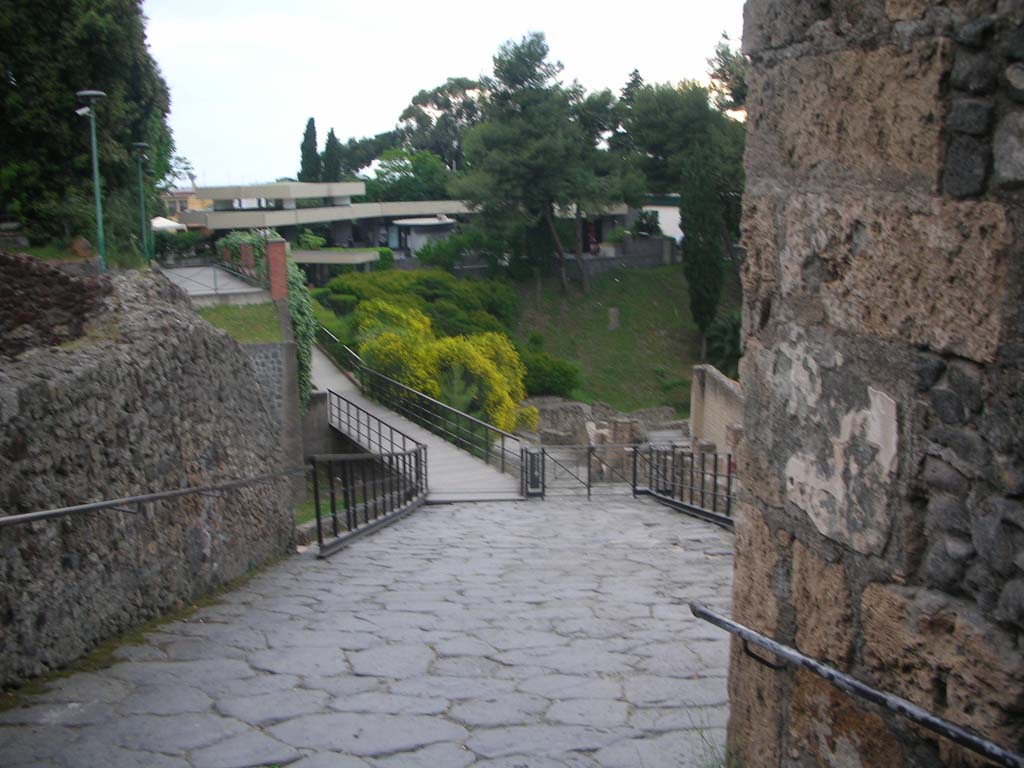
[730,1,1024,765]
[0,251,111,357]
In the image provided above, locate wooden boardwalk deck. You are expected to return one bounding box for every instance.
[311,347,522,503]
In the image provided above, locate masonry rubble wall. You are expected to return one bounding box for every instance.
[689,364,744,454]
[0,266,293,686]
[729,4,1024,765]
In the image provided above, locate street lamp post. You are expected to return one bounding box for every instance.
[76,90,107,272]
[132,142,150,262]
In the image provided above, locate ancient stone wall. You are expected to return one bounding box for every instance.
[731,3,1024,765]
[0,251,111,357]
[0,269,294,686]
[689,364,744,454]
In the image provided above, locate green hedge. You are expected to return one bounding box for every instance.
[520,348,581,398]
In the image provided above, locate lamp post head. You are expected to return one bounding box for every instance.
[75,89,106,102]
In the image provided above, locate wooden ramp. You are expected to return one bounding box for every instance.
[311,347,522,503]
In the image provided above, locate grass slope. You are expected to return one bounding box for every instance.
[199,303,283,344]
[515,264,741,415]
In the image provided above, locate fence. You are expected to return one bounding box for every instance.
[523,445,735,529]
[317,326,522,477]
[309,447,428,558]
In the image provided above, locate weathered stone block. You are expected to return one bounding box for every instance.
[1005,63,1024,102]
[785,387,899,555]
[776,193,1010,362]
[948,97,994,135]
[726,643,785,768]
[791,542,853,663]
[954,15,996,46]
[745,41,951,193]
[730,508,785,634]
[861,584,1024,752]
[942,135,989,197]
[742,0,832,54]
[951,50,998,93]
[993,110,1024,187]
[787,670,905,767]
[921,456,968,494]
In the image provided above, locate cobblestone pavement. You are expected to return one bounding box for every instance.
[1,496,734,768]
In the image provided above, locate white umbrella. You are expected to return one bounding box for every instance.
[150,216,187,232]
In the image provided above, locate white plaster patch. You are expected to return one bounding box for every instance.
[785,387,899,555]
[775,336,822,417]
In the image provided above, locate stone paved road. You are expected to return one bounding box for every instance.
[1,497,734,768]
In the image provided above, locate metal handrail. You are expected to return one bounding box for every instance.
[690,602,1024,768]
[327,389,422,455]
[0,467,307,528]
[360,365,519,441]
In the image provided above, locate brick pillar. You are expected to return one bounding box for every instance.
[267,238,288,301]
[729,4,1024,767]
[239,243,254,274]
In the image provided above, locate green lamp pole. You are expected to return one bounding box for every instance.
[132,142,150,261]
[76,90,107,272]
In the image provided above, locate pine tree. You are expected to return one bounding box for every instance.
[298,118,321,182]
[322,128,342,182]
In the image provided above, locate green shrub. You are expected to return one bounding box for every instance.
[606,226,630,244]
[520,349,581,398]
[325,293,359,316]
[707,312,742,379]
[154,230,206,259]
[633,210,662,237]
[286,258,317,412]
[374,247,394,270]
[297,228,326,250]
[527,331,545,351]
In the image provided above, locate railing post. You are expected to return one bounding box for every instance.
[311,457,323,547]
[328,460,339,539]
[631,447,638,497]
[726,454,733,518]
[501,435,506,473]
[540,448,546,500]
[700,451,707,508]
[587,445,593,500]
[712,453,719,513]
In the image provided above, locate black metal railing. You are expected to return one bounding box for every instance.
[328,389,421,460]
[520,443,734,528]
[634,446,734,529]
[0,467,306,529]
[316,326,363,376]
[310,446,428,558]
[317,326,522,476]
[358,366,521,476]
[690,602,1024,768]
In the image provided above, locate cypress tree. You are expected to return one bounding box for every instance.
[321,128,342,182]
[298,118,321,182]
[679,150,725,360]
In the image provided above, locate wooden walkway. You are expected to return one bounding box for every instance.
[311,347,522,503]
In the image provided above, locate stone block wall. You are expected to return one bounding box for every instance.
[247,341,305,505]
[0,251,111,357]
[731,3,1024,765]
[0,270,294,685]
[689,364,744,454]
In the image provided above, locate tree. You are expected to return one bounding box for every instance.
[321,128,342,182]
[399,78,485,171]
[298,117,321,182]
[363,148,450,202]
[456,33,636,293]
[0,0,174,248]
[679,149,725,360]
[707,33,748,112]
[337,130,402,177]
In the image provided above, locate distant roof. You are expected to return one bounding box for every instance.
[393,214,455,227]
[196,181,366,201]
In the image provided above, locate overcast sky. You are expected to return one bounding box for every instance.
[143,0,745,186]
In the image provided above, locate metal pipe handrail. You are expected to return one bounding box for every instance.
[689,602,1024,768]
[0,467,307,528]
[328,389,422,453]
[360,365,521,441]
